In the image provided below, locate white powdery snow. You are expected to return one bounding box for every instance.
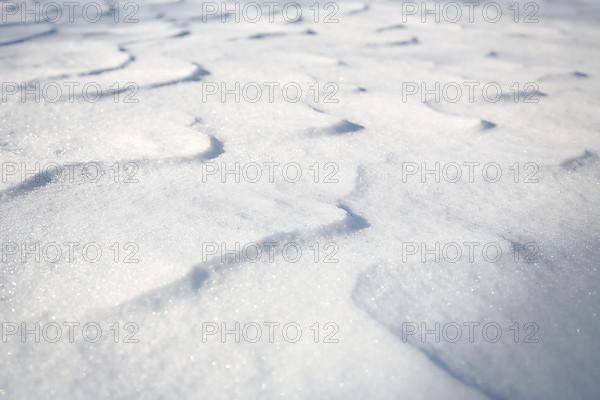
[1,0,599,399]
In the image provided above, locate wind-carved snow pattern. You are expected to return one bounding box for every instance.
[1,0,600,399]
[0,27,57,47]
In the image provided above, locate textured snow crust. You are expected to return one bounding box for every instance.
[1,1,600,399]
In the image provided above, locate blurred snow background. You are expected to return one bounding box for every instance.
[1,0,600,399]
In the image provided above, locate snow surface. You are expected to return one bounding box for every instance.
[1,0,600,399]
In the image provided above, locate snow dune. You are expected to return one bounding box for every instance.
[1,0,600,399]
